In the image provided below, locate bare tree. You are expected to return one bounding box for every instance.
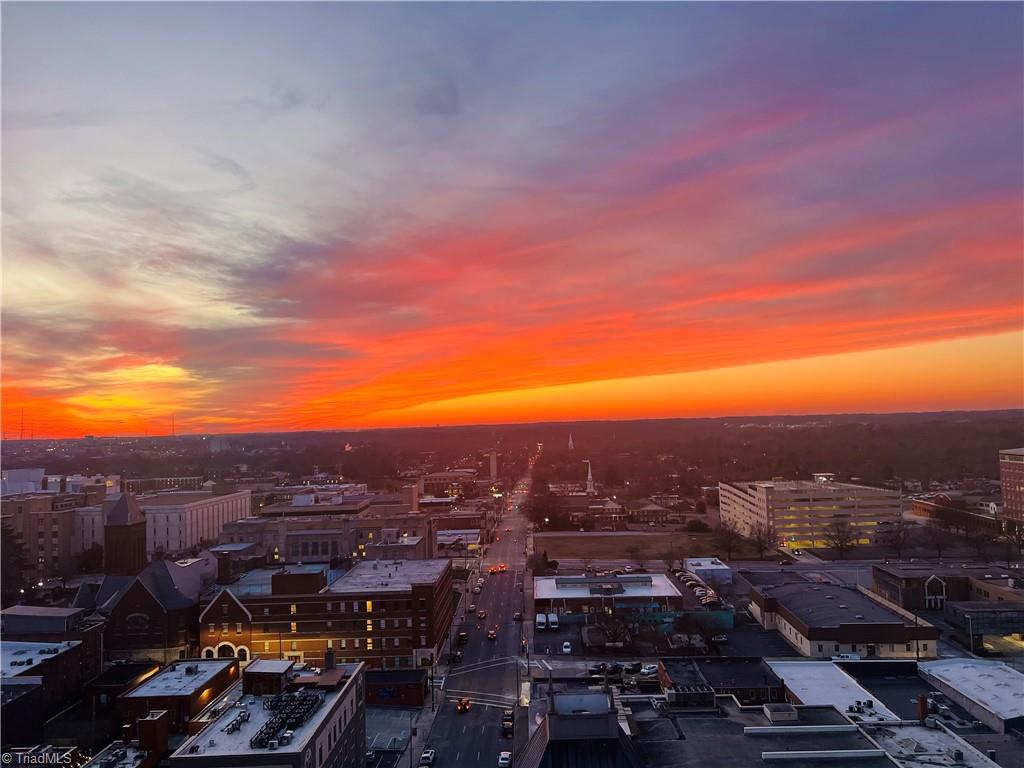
[879,519,914,559]
[824,522,857,560]
[712,522,742,561]
[922,520,951,558]
[971,530,997,562]
[749,523,774,561]
[1010,524,1024,557]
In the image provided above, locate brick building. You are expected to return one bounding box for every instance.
[198,560,457,670]
[119,658,239,735]
[999,448,1024,529]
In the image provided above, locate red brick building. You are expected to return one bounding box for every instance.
[118,658,239,735]
[198,560,457,670]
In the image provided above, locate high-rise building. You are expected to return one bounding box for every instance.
[719,473,901,550]
[998,448,1024,529]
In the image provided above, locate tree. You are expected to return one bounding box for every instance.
[1,523,29,607]
[1010,523,1024,557]
[685,519,710,533]
[879,520,913,559]
[824,522,857,560]
[922,520,951,558]
[749,523,774,561]
[77,543,104,574]
[970,530,997,562]
[712,522,742,561]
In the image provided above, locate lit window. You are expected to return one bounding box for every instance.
[290,603,297,615]
[291,622,297,633]
[366,600,373,613]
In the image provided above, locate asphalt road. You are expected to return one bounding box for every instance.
[422,486,531,768]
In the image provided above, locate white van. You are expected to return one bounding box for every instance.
[831,653,861,661]
[535,613,547,631]
[547,613,559,630]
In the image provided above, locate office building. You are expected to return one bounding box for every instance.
[998,448,1024,528]
[170,658,366,768]
[1,640,87,714]
[139,489,251,557]
[198,559,457,670]
[719,473,901,549]
[918,659,1024,734]
[1,492,98,579]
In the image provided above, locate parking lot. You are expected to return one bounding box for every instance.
[532,619,582,657]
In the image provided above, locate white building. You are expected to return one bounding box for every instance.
[140,490,251,557]
[918,659,1024,734]
[683,558,733,585]
[719,473,901,549]
[1,468,44,495]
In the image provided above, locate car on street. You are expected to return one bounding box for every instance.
[623,565,634,573]
[648,521,657,527]
[419,749,436,766]
[477,609,488,620]
[562,641,572,654]
[506,528,512,532]
[513,611,522,621]
[587,663,607,675]
[456,698,471,712]
[472,586,482,594]
[640,664,658,676]
[448,650,463,662]
[712,634,728,643]
[606,663,624,676]
[488,566,499,574]
[468,604,477,613]
[624,661,642,674]
[498,752,512,767]
[366,750,376,765]
[457,631,468,644]
[487,628,497,640]
[499,563,508,572]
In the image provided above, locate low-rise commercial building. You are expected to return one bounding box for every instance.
[198,560,457,670]
[170,657,366,768]
[871,564,1024,612]
[119,658,239,735]
[918,659,1024,734]
[720,473,901,549]
[1,605,105,682]
[750,583,938,659]
[683,558,733,586]
[658,657,784,705]
[0,639,86,714]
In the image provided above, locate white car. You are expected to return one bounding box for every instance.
[640,664,658,676]
[419,749,436,766]
[497,751,512,767]
[562,641,572,654]
[623,565,634,573]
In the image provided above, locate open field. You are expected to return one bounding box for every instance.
[533,531,721,562]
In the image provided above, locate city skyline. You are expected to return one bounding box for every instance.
[3,3,1022,438]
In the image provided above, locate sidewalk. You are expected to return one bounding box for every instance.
[400,674,445,767]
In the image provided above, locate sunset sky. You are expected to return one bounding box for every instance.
[2,3,1022,438]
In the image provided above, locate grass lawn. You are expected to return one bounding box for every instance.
[534,531,717,561]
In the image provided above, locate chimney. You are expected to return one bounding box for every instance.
[325,649,336,671]
[917,695,929,722]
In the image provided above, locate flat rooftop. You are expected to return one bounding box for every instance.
[632,696,893,768]
[919,659,1024,722]
[123,659,234,699]
[759,583,914,627]
[862,722,999,768]
[1,640,80,676]
[766,661,899,721]
[727,479,896,494]
[138,491,217,506]
[213,564,332,597]
[326,559,449,594]
[1,605,82,618]
[171,664,361,760]
[244,659,294,675]
[534,574,682,600]
[684,558,730,569]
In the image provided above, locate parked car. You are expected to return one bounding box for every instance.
[472,586,482,594]
[366,750,376,765]
[497,752,512,768]
[419,749,436,766]
[623,565,634,573]
[562,641,572,654]
[624,661,643,674]
[606,663,624,676]
[640,664,659,676]
[477,609,488,620]
[468,604,477,613]
[513,611,523,621]
[712,634,728,643]
[588,663,607,675]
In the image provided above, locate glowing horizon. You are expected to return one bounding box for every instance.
[2,3,1022,438]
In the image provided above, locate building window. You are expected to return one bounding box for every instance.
[366,600,373,613]
[290,603,297,615]
[263,607,269,615]
[264,641,270,652]
[236,622,243,634]
[905,643,912,651]
[326,639,333,649]
[420,635,427,646]
[339,638,347,649]
[222,622,228,634]
[366,620,373,632]
[366,638,373,651]
[222,604,229,616]
[291,622,297,633]
[922,643,928,652]
[208,623,215,634]
[327,621,333,629]
[291,641,297,651]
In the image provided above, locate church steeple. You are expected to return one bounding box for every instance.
[568,433,575,451]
